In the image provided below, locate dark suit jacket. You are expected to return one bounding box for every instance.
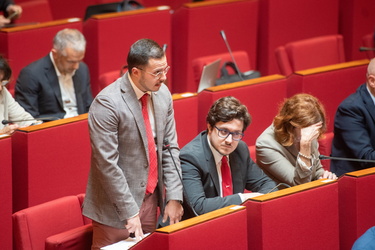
[180,131,277,216]
[15,55,93,119]
[331,84,375,176]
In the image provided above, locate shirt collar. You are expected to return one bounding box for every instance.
[366,84,375,106]
[49,52,75,78]
[127,73,152,100]
[207,133,228,166]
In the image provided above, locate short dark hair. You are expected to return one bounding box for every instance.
[127,39,165,74]
[0,55,12,81]
[206,96,251,132]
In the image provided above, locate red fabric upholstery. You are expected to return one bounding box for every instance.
[133,207,248,249]
[15,0,53,24]
[13,195,91,250]
[338,170,375,250]
[45,224,92,250]
[48,0,91,20]
[257,0,339,75]
[83,7,172,96]
[76,193,92,225]
[192,51,252,91]
[0,136,12,250]
[173,94,198,148]
[248,145,256,162]
[275,35,345,76]
[98,70,122,92]
[318,132,334,171]
[339,0,375,61]
[244,180,339,249]
[288,60,368,132]
[362,33,375,59]
[197,76,287,146]
[11,116,91,212]
[171,0,259,93]
[0,19,82,95]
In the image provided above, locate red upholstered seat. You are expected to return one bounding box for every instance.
[192,51,252,91]
[318,132,334,171]
[13,195,92,250]
[275,34,345,76]
[98,70,122,91]
[362,33,375,59]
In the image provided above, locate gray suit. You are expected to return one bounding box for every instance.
[82,73,182,228]
[181,131,276,216]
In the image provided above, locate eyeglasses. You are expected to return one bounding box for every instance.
[214,126,244,141]
[1,80,9,86]
[137,66,170,79]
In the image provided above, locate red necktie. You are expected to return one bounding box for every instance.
[141,94,158,194]
[221,156,233,197]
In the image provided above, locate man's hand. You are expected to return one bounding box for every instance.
[125,215,144,241]
[0,15,11,27]
[6,4,22,19]
[0,124,19,135]
[163,200,184,225]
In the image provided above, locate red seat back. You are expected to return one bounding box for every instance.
[318,132,334,171]
[13,196,86,250]
[275,35,345,76]
[362,33,375,59]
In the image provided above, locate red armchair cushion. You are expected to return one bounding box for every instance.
[45,224,93,250]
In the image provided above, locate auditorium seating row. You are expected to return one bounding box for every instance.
[10,168,375,250]
[0,58,369,249]
[0,0,373,96]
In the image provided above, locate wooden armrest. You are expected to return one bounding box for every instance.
[204,74,285,92]
[183,0,246,8]
[17,113,88,133]
[248,179,336,202]
[0,18,81,33]
[294,59,370,76]
[156,205,245,234]
[172,92,197,101]
[345,167,375,177]
[90,6,170,20]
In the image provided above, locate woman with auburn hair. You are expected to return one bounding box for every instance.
[255,93,337,187]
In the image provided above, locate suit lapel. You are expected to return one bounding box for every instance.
[360,84,375,124]
[72,72,83,113]
[201,133,221,195]
[228,153,243,194]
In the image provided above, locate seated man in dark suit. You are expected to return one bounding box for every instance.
[331,58,375,176]
[15,28,93,119]
[180,96,277,217]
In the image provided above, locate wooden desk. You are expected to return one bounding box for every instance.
[12,114,91,212]
[0,135,12,250]
[130,205,247,250]
[244,179,339,250]
[338,167,375,250]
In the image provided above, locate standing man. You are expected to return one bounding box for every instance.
[15,28,93,119]
[83,39,183,249]
[331,58,375,176]
[181,96,277,216]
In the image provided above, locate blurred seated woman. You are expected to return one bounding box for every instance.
[256,93,337,187]
[0,55,34,135]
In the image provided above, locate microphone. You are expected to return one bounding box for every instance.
[162,139,198,217]
[267,183,291,194]
[359,47,375,52]
[2,117,59,125]
[220,30,244,81]
[319,155,375,164]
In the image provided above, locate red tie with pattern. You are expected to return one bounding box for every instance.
[221,156,233,197]
[141,94,158,194]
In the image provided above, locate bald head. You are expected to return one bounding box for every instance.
[366,58,375,96]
